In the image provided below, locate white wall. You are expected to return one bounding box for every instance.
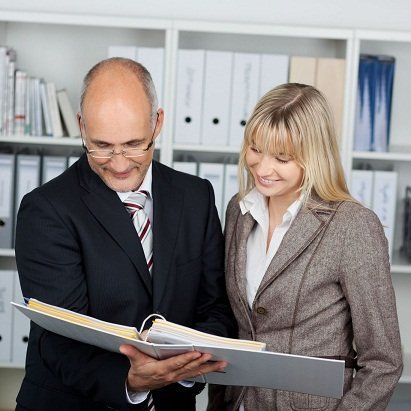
[0,0,411,31]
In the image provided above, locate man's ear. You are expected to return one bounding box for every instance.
[153,109,164,140]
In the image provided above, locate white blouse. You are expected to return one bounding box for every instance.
[239,188,302,308]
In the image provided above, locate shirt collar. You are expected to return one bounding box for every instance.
[116,162,153,202]
[239,187,303,226]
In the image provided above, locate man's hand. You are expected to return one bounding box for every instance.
[119,344,227,392]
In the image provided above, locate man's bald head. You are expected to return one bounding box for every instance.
[80,57,158,127]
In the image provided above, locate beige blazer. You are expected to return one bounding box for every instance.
[210,196,403,411]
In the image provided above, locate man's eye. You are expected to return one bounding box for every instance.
[125,142,143,148]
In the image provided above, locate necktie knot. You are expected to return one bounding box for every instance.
[124,190,149,215]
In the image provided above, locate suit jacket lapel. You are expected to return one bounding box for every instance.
[255,205,332,300]
[78,155,152,295]
[233,211,255,304]
[151,161,184,310]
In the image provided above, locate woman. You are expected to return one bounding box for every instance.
[209,83,403,410]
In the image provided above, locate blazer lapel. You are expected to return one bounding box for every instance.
[151,161,184,310]
[78,156,152,295]
[233,211,256,304]
[255,205,332,300]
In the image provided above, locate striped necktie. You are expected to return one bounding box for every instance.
[124,190,155,410]
[124,190,153,274]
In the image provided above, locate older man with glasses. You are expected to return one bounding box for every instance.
[14,57,235,411]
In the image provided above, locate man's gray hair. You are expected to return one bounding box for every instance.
[80,57,158,127]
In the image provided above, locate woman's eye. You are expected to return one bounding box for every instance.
[250,146,260,153]
[275,157,289,164]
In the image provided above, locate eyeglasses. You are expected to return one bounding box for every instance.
[81,113,158,160]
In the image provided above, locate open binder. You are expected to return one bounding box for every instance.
[12,299,344,398]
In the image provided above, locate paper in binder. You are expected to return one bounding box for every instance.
[0,154,15,248]
[201,51,233,146]
[39,80,52,137]
[0,270,14,362]
[12,272,30,365]
[199,163,224,219]
[349,170,373,208]
[229,53,260,148]
[174,49,205,144]
[137,47,165,106]
[173,161,197,176]
[372,171,398,259]
[41,156,67,185]
[259,54,289,98]
[289,56,316,86]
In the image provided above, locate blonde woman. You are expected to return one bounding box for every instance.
[209,83,403,410]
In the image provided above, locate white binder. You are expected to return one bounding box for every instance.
[107,45,138,60]
[199,163,225,219]
[372,171,398,259]
[259,54,289,98]
[67,156,80,167]
[47,82,63,138]
[15,154,41,221]
[41,156,67,185]
[12,272,30,365]
[229,53,261,149]
[201,51,233,146]
[173,161,198,176]
[137,47,165,107]
[0,270,14,362]
[174,49,205,144]
[349,170,374,209]
[223,164,239,220]
[0,154,15,248]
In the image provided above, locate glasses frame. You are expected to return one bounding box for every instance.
[81,113,159,160]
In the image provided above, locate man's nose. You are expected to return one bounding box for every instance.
[109,151,130,170]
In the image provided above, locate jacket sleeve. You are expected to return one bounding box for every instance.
[192,179,237,339]
[337,206,403,410]
[15,190,143,410]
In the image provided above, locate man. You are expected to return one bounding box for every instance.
[15,58,235,410]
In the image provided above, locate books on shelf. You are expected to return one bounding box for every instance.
[56,89,79,138]
[12,298,345,398]
[354,54,395,152]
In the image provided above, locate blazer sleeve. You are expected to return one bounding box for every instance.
[15,190,141,410]
[191,179,236,339]
[337,206,403,410]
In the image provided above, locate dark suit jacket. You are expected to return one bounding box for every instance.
[15,155,235,411]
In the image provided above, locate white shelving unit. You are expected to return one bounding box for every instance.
[0,10,410,410]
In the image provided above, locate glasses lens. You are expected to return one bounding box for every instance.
[123,149,146,158]
[90,151,113,159]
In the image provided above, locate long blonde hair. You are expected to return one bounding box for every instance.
[238,83,355,205]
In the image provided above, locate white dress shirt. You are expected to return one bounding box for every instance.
[238,188,302,411]
[116,163,193,404]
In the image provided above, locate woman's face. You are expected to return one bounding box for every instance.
[245,142,303,202]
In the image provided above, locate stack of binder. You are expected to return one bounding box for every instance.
[354,54,395,152]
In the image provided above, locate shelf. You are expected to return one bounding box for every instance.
[352,150,411,162]
[0,249,15,257]
[0,362,24,369]
[0,136,82,147]
[391,252,411,274]
[173,144,241,154]
[400,352,411,384]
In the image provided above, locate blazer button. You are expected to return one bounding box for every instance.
[256,307,267,315]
